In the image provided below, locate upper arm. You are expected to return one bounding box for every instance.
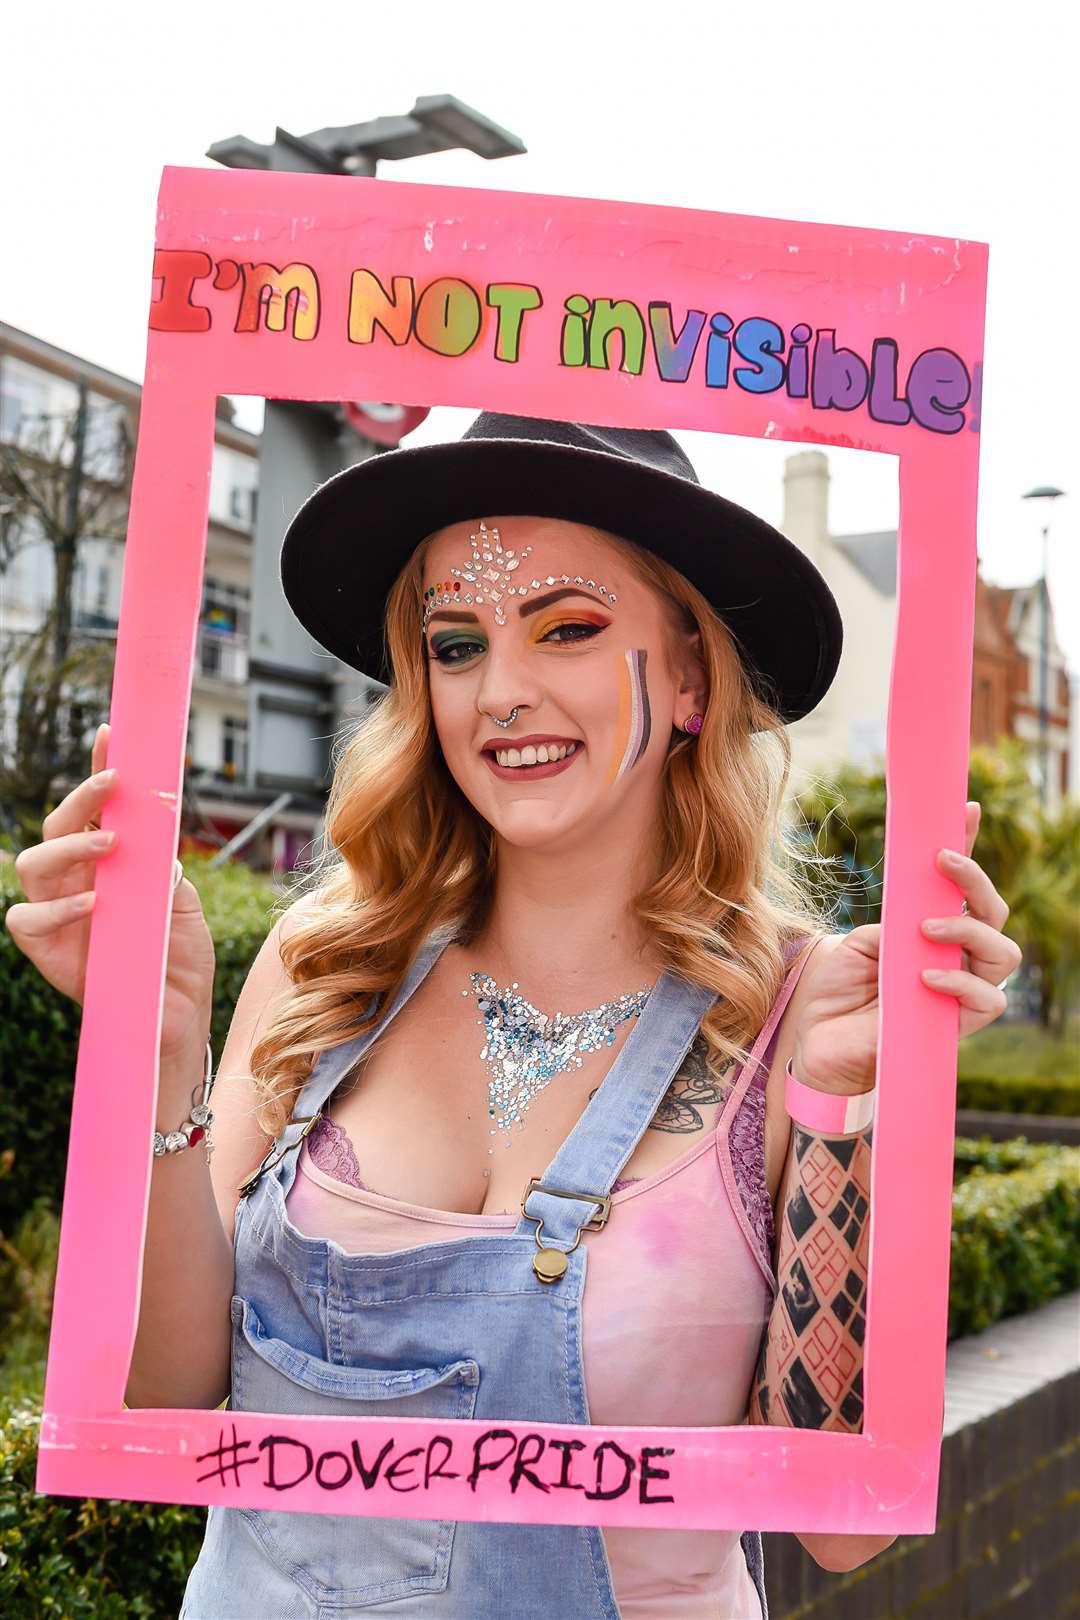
[762,933,841,1219]
[208,900,311,1243]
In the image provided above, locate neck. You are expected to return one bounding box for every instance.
[465,823,661,1001]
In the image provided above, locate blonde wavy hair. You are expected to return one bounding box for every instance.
[249,525,829,1137]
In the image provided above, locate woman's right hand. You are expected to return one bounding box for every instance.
[6,722,217,1057]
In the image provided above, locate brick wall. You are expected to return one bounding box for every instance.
[764,1335,1079,1618]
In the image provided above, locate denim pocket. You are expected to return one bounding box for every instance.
[230,1295,480,1611]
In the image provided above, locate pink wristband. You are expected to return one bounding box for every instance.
[785,1061,876,1134]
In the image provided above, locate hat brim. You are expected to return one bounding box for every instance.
[280,436,842,723]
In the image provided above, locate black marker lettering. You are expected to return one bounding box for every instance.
[468,1429,519,1491]
[350,1437,396,1490]
[424,1435,459,1489]
[260,1435,313,1492]
[547,1438,586,1492]
[639,1447,676,1504]
[510,1433,551,1494]
[315,1449,352,1491]
[386,1446,423,1493]
[585,1440,636,1500]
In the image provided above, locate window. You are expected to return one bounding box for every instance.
[84,393,130,483]
[209,444,258,530]
[222,714,249,779]
[0,356,79,456]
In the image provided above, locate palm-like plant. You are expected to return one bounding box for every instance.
[794,743,1079,1032]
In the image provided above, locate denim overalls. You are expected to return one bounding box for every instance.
[180,929,768,1619]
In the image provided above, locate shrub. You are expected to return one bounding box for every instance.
[0,854,280,1235]
[948,1145,1080,1338]
[0,1395,204,1619]
[955,1073,1080,1118]
[952,1135,1066,1182]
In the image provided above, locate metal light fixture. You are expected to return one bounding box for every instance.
[1021,485,1066,805]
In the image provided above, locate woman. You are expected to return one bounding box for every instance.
[8,414,1020,1619]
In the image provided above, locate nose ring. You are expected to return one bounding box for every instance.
[488,707,520,728]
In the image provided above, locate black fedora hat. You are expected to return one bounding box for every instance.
[279,412,842,723]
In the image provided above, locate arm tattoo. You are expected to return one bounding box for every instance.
[750,1123,872,1433]
[590,1034,733,1134]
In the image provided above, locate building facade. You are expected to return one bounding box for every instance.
[0,322,332,871]
[781,450,1073,806]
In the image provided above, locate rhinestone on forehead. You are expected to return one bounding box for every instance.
[422,521,618,631]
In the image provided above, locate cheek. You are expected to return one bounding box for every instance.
[605,648,654,785]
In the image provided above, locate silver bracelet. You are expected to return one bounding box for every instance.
[152,1039,215,1159]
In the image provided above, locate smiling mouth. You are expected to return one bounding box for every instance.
[483,742,581,780]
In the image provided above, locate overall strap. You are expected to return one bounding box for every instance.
[516,971,717,1253]
[241,926,456,1202]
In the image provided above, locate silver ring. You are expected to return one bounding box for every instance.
[488,707,519,729]
[961,900,970,915]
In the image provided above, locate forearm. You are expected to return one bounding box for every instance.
[125,1031,234,1410]
[750,1119,895,1569]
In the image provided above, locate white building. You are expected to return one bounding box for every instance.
[0,322,325,871]
[780,450,897,786]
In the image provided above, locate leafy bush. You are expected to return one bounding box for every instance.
[956,1073,1080,1118]
[0,1396,204,1619]
[952,1135,1066,1182]
[948,1145,1080,1338]
[0,854,281,1234]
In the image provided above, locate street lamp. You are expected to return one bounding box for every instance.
[1021,485,1066,805]
[208,94,526,178]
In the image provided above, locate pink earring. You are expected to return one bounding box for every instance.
[684,712,705,736]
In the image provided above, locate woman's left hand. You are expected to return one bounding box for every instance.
[792,802,1024,1095]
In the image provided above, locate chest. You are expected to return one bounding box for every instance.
[322,964,740,1217]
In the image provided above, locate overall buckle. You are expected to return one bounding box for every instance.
[238,1114,321,1200]
[520,1179,613,1284]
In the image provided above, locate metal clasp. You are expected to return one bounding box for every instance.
[519,1179,613,1283]
[238,1113,321,1199]
[520,1178,612,1231]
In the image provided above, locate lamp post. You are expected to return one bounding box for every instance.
[1021,485,1065,805]
[201,97,526,862]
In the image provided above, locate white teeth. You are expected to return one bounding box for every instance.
[494,743,575,768]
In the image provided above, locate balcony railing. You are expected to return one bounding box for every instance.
[196,626,249,683]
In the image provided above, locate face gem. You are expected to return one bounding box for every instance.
[423,522,533,629]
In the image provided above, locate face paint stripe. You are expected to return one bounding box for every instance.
[606,654,634,785]
[611,648,649,785]
[616,651,642,780]
[631,648,651,766]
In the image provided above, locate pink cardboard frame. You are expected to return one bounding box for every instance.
[37,167,986,1536]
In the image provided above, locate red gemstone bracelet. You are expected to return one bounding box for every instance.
[152,1039,215,1161]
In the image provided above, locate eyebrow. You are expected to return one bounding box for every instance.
[426,587,611,627]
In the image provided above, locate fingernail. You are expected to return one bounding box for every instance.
[922,919,945,935]
[93,768,117,785]
[90,830,115,849]
[922,968,948,983]
[72,891,96,911]
[940,848,963,865]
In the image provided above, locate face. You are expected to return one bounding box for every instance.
[422,516,702,852]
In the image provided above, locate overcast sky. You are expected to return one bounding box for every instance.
[3,1,1075,666]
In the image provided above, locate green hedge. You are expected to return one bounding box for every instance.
[0,1398,204,1619]
[0,855,282,1235]
[948,1144,1080,1338]
[952,1135,1067,1181]
[955,1072,1080,1118]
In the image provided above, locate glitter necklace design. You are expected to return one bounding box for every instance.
[464,973,652,1137]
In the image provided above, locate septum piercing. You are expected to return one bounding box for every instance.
[488,707,520,729]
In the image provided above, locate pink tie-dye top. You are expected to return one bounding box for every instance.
[285,1028,782,1620]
